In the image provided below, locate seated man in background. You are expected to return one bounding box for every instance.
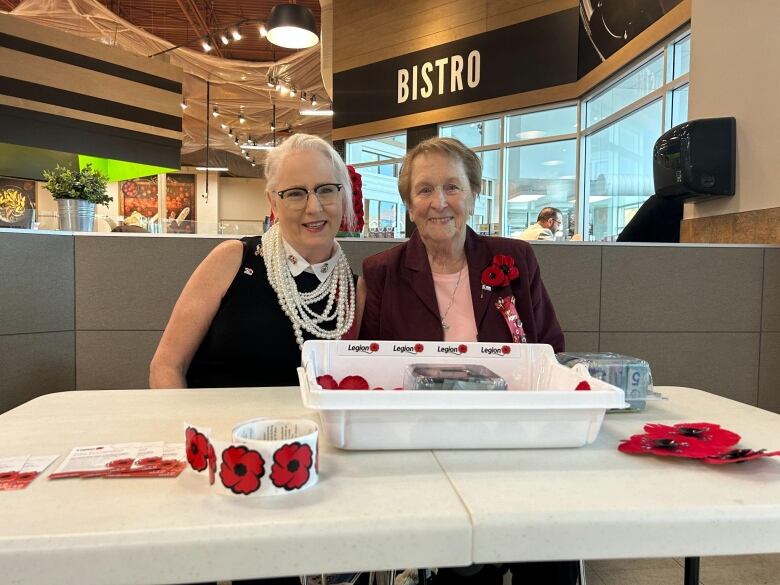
[516,207,562,241]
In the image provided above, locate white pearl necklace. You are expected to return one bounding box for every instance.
[261,224,356,349]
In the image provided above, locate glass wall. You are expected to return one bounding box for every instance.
[345,29,690,241]
[346,134,406,238]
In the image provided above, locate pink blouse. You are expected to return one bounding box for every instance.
[432,266,478,342]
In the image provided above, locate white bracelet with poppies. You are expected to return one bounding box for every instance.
[184,418,319,497]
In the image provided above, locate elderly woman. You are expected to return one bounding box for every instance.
[150,134,363,389]
[360,136,574,585]
[360,136,564,351]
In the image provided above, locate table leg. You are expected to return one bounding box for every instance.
[684,557,700,585]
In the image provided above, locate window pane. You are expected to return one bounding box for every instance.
[506,106,577,141]
[505,140,576,239]
[357,165,404,238]
[471,149,499,235]
[671,84,689,127]
[672,35,691,79]
[585,55,664,127]
[583,100,662,241]
[440,118,500,147]
[346,134,406,164]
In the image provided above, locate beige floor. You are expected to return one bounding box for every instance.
[580,555,780,585]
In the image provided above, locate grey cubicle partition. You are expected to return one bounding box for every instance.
[1,230,778,415]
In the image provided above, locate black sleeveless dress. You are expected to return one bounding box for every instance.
[186,236,350,388]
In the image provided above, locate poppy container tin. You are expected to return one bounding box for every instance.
[298,341,627,450]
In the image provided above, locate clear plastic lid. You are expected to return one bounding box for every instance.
[404,364,508,391]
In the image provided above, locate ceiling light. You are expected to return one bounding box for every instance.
[300,109,334,116]
[289,87,296,97]
[220,123,228,130]
[230,27,242,41]
[509,194,544,203]
[270,121,276,131]
[227,128,233,136]
[266,77,275,88]
[300,92,307,102]
[196,166,229,171]
[239,113,246,124]
[259,24,268,38]
[275,82,282,91]
[201,40,212,52]
[220,33,229,46]
[311,94,318,106]
[266,4,319,49]
[280,84,290,96]
[180,99,188,110]
[212,107,219,117]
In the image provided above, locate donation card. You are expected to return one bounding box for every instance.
[0,455,58,490]
[106,443,186,478]
[49,443,140,479]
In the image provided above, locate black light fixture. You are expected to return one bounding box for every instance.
[266,4,319,49]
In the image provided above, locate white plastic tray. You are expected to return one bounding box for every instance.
[298,340,626,450]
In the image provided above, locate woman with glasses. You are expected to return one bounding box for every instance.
[150,134,363,389]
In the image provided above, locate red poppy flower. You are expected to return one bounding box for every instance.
[370,342,380,352]
[208,443,216,485]
[220,446,265,495]
[481,266,506,287]
[415,343,424,353]
[702,449,780,465]
[270,442,313,490]
[575,381,591,391]
[316,375,338,389]
[618,433,724,458]
[185,427,210,471]
[339,375,369,390]
[643,423,740,449]
[491,255,520,282]
[458,344,468,354]
[501,345,511,355]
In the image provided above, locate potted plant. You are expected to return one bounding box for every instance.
[43,163,111,231]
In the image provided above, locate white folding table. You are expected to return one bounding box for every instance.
[0,387,778,585]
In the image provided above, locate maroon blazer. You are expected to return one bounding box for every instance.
[360,227,565,352]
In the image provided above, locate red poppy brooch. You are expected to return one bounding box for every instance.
[480,255,526,343]
[618,422,780,464]
[184,419,319,496]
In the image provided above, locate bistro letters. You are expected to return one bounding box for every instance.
[397,50,481,103]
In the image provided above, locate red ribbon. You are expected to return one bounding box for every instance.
[495,295,526,343]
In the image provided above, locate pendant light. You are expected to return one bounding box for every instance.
[266,4,319,49]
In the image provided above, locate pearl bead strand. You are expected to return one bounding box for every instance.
[261,224,355,349]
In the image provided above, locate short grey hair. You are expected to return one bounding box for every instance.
[264,133,355,230]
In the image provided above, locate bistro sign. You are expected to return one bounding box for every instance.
[333,8,579,129]
[397,50,481,103]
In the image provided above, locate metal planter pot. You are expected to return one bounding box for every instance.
[57,199,96,231]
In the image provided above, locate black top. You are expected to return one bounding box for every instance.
[186,236,346,388]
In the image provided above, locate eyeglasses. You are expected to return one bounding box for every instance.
[276,183,343,209]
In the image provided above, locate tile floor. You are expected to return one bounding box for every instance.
[581,555,780,585]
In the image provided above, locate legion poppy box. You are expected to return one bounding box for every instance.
[297,340,627,450]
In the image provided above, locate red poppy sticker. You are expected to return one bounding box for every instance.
[414,343,424,353]
[270,442,313,491]
[338,375,370,390]
[575,381,591,391]
[369,342,380,352]
[501,345,511,355]
[220,446,265,495]
[316,375,338,389]
[185,427,210,472]
[458,344,468,354]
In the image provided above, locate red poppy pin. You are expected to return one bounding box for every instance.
[618,422,780,464]
[481,254,520,295]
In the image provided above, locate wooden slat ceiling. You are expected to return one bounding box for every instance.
[4,0,321,62]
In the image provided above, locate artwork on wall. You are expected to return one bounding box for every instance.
[119,174,159,223]
[0,176,36,229]
[165,174,197,233]
[578,0,683,76]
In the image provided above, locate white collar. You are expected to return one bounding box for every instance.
[282,238,341,283]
